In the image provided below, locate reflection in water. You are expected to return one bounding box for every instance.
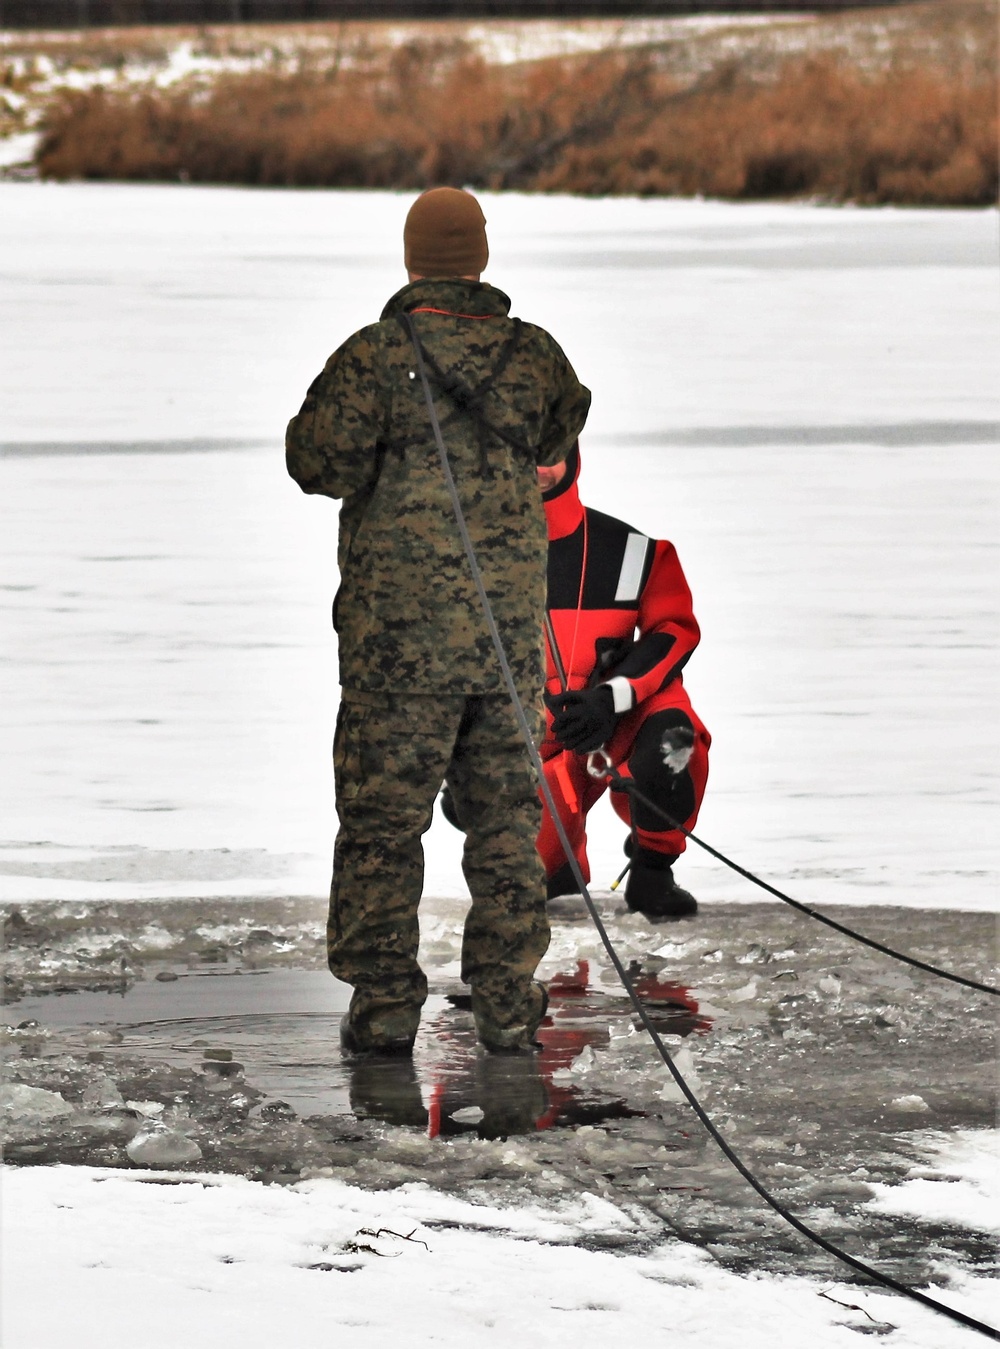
[428,1051,551,1141]
[348,1056,428,1129]
[346,961,712,1140]
[5,963,711,1141]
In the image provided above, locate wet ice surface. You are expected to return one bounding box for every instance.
[3,895,996,1287]
[7,968,357,1119]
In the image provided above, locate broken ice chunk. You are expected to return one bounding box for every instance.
[126,1100,165,1119]
[651,940,687,960]
[259,1100,297,1122]
[736,943,773,965]
[81,1076,126,1111]
[0,1083,75,1123]
[126,1119,203,1165]
[658,1043,700,1103]
[569,1044,598,1076]
[607,1017,635,1042]
[889,1095,930,1113]
[449,1106,485,1125]
[729,979,758,1004]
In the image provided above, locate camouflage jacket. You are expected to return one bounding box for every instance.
[286,279,591,695]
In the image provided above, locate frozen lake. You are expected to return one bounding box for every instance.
[2,184,998,1349]
[1,184,997,910]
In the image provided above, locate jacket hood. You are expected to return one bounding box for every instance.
[542,440,584,541]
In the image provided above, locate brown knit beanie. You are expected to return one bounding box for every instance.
[404,188,488,278]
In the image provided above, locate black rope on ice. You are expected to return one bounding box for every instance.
[604,767,998,999]
[404,312,1000,1343]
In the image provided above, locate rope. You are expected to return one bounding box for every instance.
[403,312,999,1342]
[604,769,998,999]
[543,610,568,691]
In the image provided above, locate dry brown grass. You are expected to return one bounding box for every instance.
[536,57,999,204]
[35,35,997,205]
[10,3,996,204]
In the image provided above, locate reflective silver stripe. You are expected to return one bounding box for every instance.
[606,676,635,713]
[614,532,650,603]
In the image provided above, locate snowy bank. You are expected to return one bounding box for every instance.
[3,1153,997,1349]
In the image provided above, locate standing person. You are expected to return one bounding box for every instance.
[286,189,590,1055]
[537,444,710,919]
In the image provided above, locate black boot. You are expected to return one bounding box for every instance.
[339,1013,416,1059]
[624,847,698,920]
[475,983,549,1054]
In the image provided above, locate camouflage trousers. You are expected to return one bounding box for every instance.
[329,689,550,1050]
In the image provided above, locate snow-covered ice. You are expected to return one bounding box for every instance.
[867,1131,1000,1238]
[1,185,997,911]
[3,1154,997,1349]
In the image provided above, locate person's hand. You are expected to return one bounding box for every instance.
[545,686,617,753]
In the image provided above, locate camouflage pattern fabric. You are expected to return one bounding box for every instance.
[330,690,550,1051]
[286,279,591,698]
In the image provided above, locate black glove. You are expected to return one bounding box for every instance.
[545,686,618,754]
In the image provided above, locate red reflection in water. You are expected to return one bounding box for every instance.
[423,960,710,1139]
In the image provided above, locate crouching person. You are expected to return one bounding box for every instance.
[537,444,710,919]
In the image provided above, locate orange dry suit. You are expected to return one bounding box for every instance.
[538,444,710,891]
